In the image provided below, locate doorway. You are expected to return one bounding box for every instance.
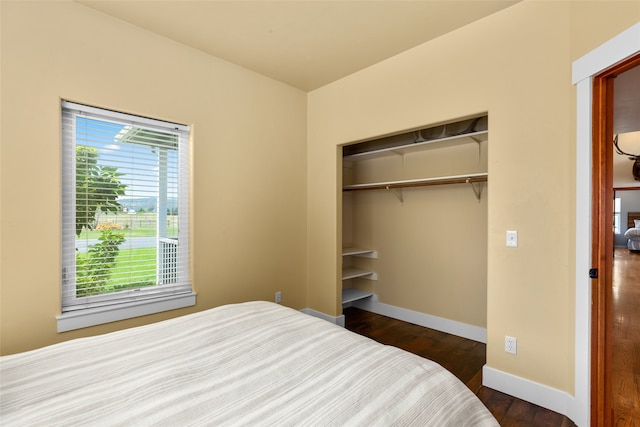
[591,53,640,426]
[572,22,640,427]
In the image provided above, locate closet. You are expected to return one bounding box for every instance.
[341,115,489,332]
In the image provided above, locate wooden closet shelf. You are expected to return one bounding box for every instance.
[342,247,378,258]
[342,288,374,304]
[342,267,378,281]
[343,172,488,192]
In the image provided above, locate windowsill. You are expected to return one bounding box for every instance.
[56,292,196,332]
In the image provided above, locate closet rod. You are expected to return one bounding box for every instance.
[343,173,487,192]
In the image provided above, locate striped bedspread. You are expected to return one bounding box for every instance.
[1,301,498,426]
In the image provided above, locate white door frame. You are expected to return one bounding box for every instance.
[572,22,640,427]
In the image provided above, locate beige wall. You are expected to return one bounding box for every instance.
[307,0,640,395]
[0,1,308,355]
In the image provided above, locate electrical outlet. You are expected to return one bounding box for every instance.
[506,230,518,247]
[275,291,282,304]
[505,336,517,354]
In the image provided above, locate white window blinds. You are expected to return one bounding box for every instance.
[61,101,191,312]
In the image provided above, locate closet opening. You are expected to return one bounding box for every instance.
[340,114,489,345]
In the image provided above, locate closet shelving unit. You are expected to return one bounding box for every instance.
[341,247,377,305]
[341,119,488,306]
[343,129,488,202]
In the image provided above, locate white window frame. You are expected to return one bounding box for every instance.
[57,101,195,332]
[614,195,621,234]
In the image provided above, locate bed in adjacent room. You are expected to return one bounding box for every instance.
[625,212,640,251]
[0,301,497,426]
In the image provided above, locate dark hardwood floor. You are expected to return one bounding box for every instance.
[344,306,576,426]
[613,248,640,426]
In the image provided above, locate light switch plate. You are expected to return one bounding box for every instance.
[506,230,518,247]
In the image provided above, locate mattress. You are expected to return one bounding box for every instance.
[0,301,498,426]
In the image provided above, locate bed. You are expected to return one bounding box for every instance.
[0,301,498,426]
[625,212,640,251]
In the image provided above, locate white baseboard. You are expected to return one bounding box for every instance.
[301,308,345,327]
[352,299,487,343]
[483,365,576,423]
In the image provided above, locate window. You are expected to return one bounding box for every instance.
[614,196,621,234]
[59,101,194,332]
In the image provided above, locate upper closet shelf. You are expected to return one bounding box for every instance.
[344,130,488,162]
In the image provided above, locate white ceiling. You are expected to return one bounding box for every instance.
[76,0,519,91]
[614,65,640,187]
[614,64,640,135]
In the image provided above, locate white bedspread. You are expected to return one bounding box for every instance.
[625,228,640,250]
[625,227,640,238]
[1,301,498,426]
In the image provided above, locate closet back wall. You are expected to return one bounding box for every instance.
[343,138,488,328]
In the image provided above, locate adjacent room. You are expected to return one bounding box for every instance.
[611,63,640,423]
